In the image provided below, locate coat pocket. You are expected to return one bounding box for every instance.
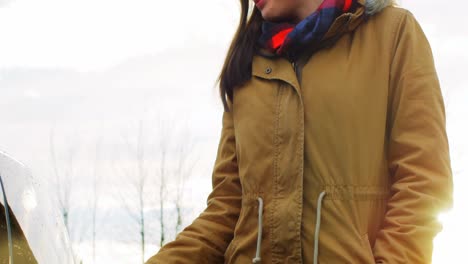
[224,196,262,264]
[360,233,375,263]
[224,237,238,264]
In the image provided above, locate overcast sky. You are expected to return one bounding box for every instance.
[1,0,467,263]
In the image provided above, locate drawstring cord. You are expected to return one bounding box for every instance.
[251,191,325,264]
[313,191,327,264]
[252,197,264,263]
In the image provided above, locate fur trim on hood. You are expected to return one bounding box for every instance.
[365,0,394,15]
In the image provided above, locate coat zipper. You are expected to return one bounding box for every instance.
[291,59,301,86]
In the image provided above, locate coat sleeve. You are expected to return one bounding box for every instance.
[373,10,454,264]
[145,102,242,263]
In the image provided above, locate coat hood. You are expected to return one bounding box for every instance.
[364,0,394,15]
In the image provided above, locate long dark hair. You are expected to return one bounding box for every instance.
[217,1,263,112]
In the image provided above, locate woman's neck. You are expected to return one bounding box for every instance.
[292,0,323,23]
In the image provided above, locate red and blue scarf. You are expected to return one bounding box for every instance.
[257,0,358,61]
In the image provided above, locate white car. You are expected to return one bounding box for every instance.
[0,151,75,263]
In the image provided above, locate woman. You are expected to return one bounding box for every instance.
[147,0,453,263]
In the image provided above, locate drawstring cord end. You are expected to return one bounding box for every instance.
[252,197,264,264]
[313,191,327,264]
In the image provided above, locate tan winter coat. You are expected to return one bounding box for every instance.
[147,1,453,263]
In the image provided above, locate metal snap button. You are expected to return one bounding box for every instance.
[265,67,272,74]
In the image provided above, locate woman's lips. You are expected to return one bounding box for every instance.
[254,0,266,8]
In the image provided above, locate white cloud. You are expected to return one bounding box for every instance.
[0,0,238,71]
[23,89,41,98]
[0,0,13,8]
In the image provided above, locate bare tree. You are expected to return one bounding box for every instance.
[91,138,102,264]
[113,115,201,262]
[49,128,74,236]
[114,120,150,264]
[173,130,198,234]
[49,128,88,264]
[154,117,178,248]
[136,121,147,264]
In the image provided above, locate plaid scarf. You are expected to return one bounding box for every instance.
[257,0,358,61]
